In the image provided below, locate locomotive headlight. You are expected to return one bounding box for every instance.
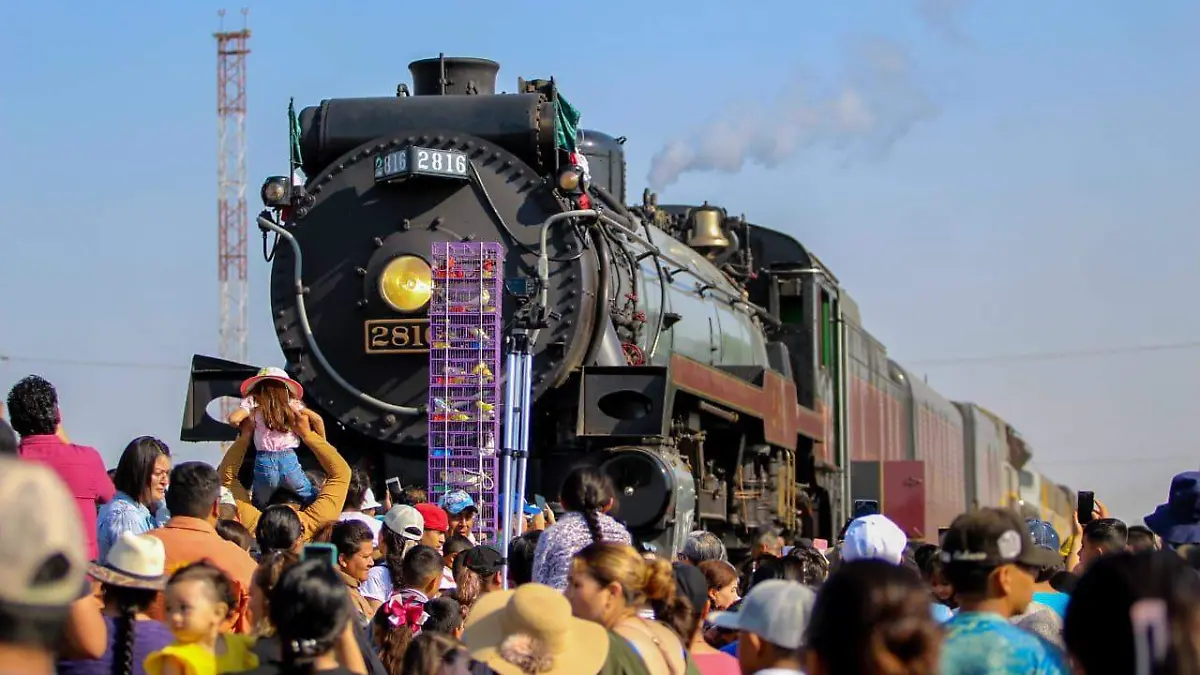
[261,176,290,207]
[557,167,582,192]
[378,255,433,313]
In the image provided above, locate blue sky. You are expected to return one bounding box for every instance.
[1,0,1197,523]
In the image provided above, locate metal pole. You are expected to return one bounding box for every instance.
[498,350,518,588]
[513,351,533,536]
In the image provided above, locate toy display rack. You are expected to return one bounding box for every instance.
[428,241,502,541]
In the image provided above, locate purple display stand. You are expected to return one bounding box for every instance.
[428,242,503,542]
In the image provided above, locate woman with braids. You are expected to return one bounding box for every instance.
[240,559,369,675]
[531,466,631,591]
[59,532,172,675]
[372,546,445,672]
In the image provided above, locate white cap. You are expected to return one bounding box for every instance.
[841,514,908,565]
[361,487,382,511]
[383,505,424,541]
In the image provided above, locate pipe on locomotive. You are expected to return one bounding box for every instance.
[257,212,424,416]
[535,206,777,329]
[583,223,613,369]
[591,185,670,362]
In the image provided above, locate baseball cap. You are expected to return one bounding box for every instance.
[1026,518,1061,552]
[383,505,425,541]
[439,489,478,515]
[941,508,1061,568]
[500,492,541,516]
[416,502,450,532]
[361,487,382,511]
[841,514,908,565]
[708,580,815,650]
[461,545,505,575]
[0,456,88,608]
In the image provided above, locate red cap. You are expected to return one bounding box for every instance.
[415,503,449,532]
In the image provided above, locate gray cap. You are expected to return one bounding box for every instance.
[708,579,815,650]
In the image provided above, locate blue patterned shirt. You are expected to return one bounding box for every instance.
[940,611,1070,675]
[531,511,631,591]
[96,491,170,561]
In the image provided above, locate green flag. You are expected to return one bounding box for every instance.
[554,94,581,154]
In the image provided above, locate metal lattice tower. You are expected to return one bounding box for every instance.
[215,9,250,420]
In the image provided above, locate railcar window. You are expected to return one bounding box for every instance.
[820,292,834,369]
[1019,470,1034,487]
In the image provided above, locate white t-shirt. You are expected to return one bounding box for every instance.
[338,511,382,545]
[360,565,392,602]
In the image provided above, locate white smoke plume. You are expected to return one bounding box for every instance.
[915,0,970,44]
[645,37,938,193]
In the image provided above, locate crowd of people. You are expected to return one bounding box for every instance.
[5,372,1200,675]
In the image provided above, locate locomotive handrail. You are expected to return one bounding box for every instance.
[257,213,425,417]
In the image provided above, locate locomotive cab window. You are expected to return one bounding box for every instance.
[819,289,835,370]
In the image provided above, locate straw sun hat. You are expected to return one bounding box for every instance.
[461,583,608,675]
[89,531,167,590]
[239,366,303,399]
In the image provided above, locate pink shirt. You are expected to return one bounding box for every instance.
[240,397,303,452]
[19,434,115,560]
[692,651,743,675]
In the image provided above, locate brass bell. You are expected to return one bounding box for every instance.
[687,203,731,249]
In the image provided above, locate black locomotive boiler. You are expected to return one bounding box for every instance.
[183,55,848,554]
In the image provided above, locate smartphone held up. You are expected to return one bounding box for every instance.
[1078,491,1095,525]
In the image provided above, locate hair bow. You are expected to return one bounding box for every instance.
[384,595,429,634]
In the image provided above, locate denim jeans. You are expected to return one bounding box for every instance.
[252,448,315,509]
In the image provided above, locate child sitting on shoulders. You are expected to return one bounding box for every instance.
[227,367,325,509]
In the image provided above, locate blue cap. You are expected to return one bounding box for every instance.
[500,492,541,516]
[1026,518,1060,551]
[438,489,477,515]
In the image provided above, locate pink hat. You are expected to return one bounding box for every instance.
[240,366,304,399]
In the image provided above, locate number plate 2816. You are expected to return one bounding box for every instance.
[374,146,469,182]
[365,319,432,354]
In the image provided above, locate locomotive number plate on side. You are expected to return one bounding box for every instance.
[374,146,469,182]
[364,318,432,354]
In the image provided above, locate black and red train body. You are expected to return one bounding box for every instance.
[182,55,1060,553]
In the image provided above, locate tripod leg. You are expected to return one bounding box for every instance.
[498,351,518,585]
[513,352,533,537]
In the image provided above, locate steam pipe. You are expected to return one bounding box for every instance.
[582,224,613,367]
[592,184,632,219]
[592,185,670,363]
[257,213,423,416]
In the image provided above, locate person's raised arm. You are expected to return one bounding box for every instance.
[90,448,115,505]
[218,419,261,531]
[60,592,107,659]
[295,411,350,541]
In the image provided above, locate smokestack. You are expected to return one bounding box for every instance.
[408,55,500,96]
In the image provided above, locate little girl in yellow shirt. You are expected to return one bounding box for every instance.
[145,561,259,675]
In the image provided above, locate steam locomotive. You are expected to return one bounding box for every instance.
[182,55,1070,554]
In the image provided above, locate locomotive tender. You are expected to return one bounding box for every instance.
[182,55,1071,553]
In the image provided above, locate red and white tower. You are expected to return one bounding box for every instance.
[215,9,250,419]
